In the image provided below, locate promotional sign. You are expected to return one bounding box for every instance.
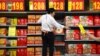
[11,0,24,11]
[90,0,100,11]
[29,0,46,10]
[49,0,65,10]
[68,0,84,11]
[0,0,7,10]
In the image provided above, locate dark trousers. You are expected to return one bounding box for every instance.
[42,32,55,56]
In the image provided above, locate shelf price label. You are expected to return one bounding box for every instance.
[68,0,84,11]
[29,0,46,10]
[91,0,100,10]
[49,0,65,11]
[0,0,7,10]
[11,0,24,11]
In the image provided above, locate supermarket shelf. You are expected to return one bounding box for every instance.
[27,11,47,14]
[70,26,100,29]
[27,23,41,25]
[27,44,65,47]
[65,40,100,44]
[0,25,27,27]
[27,34,42,36]
[65,54,100,56]
[64,11,100,15]
[0,11,27,17]
[0,46,27,49]
[0,36,26,39]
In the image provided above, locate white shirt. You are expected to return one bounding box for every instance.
[37,14,64,32]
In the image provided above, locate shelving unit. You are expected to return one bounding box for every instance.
[0,0,100,56]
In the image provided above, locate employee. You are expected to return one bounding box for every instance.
[86,32,100,42]
[37,8,67,56]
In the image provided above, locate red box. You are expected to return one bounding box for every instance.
[94,16,100,26]
[73,16,79,26]
[90,44,97,54]
[97,44,100,54]
[75,44,83,54]
[96,30,100,37]
[17,38,27,46]
[17,49,27,56]
[87,16,94,26]
[73,30,80,40]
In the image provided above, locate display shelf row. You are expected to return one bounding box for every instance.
[0,44,65,49]
[0,11,100,14]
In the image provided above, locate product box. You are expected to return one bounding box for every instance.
[8,49,17,56]
[0,49,6,56]
[87,16,94,26]
[90,44,97,54]
[18,18,27,25]
[27,48,34,56]
[0,38,6,47]
[34,37,42,44]
[68,44,75,54]
[79,16,87,26]
[17,38,27,46]
[17,49,27,56]
[35,47,42,55]
[94,16,100,26]
[73,16,80,26]
[97,44,100,54]
[8,40,17,47]
[75,44,83,54]
[28,15,35,23]
[27,36,34,44]
[65,16,73,26]
[35,15,41,23]
[8,27,16,36]
[0,28,7,36]
[28,26,35,34]
[66,30,74,40]
[83,44,91,54]
[0,17,7,25]
[10,18,17,26]
[35,26,41,34]
[17,29,27,36]
[96,30,100,37]
[73,30,80,40]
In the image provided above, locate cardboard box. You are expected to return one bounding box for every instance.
[35,26,41,34]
